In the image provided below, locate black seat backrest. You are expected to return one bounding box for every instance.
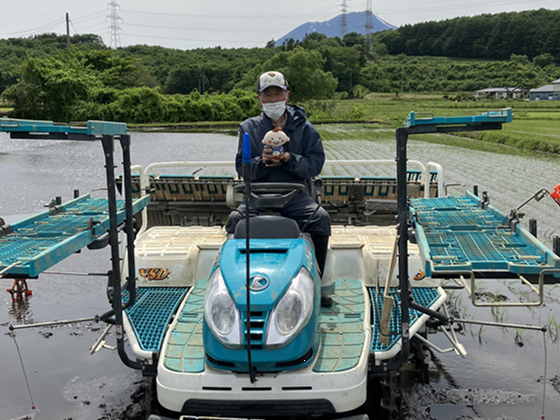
[234,215,300,239]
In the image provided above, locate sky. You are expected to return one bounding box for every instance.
[2,0,558,50]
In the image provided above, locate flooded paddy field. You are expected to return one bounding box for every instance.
[1,130,559,420]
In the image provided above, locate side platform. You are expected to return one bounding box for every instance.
[0,194,149,277]
[410,192,560,283]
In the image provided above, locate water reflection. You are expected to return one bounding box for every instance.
[8,296,34,324]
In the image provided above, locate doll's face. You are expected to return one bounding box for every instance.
[264,132,289,147]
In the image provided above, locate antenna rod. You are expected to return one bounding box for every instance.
[242,132,255,383]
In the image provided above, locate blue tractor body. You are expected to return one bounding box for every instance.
[203,236,322,373]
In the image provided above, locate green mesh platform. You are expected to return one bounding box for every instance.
[369,287,441,352]
[124,287,188,352]
[163,278,369,374]
[64,198,128,215]
[313,278,366,373]
[16,215,95,235]
[0,194,149,277]
[163,279,206,373]
[0,237,61,262]
[410,193,560,277]
[404,109,512,129]
[424,230,543,269]
[414,209,504,230]
[410,195,478,211]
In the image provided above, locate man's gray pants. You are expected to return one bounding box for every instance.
[225,191,331,237]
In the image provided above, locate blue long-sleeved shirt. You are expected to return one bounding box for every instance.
[235,105,325,183]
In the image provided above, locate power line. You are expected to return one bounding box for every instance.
[0,17,65,37]
[123,22,299,34]
[123,32,259,45]
[119,8,338,20]
[69,19,80,37]
[72,11,108,24]
[120,2,340,47]
[376,0,551,16]
[79,23,109,32]
[234,2,340,45]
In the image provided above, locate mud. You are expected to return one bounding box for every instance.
[397,340,559,420]
[551,375,560,394]
[402,381,534,420]
[97,384,147,420]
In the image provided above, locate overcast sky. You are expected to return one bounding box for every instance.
[2,0,558,50]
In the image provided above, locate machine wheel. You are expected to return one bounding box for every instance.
[410,331,428,364]
[380,371,404,420]
[144,377,179,420]
[409,334,430,384]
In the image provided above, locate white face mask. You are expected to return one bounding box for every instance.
[262,100,287,122]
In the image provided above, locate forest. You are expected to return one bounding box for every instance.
[0,8,559,122]
[377,8,560,60]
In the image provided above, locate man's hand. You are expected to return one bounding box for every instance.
[263,145,284,167]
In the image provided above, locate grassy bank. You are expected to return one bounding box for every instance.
[128,121,239,133]
[307,94,560,156]
[0,100,12,117]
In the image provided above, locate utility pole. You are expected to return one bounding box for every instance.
[108,1,123,49]
[340,0,348,38]
[66,13,70,49]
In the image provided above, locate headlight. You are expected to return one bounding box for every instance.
[204,269,241,347]
[266,267,314,348]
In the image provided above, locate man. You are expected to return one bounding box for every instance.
[226,71,332,306]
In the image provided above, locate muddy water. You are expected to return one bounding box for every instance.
[1,130,559,420]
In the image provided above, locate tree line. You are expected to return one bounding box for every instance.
[377,8,560,61]
[1,8,559,122]
[1,49,263,123]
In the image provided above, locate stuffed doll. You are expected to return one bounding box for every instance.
[262,127,290,161]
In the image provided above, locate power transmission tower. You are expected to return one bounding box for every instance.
[364,0,374,55]
[340,0,348,38]
[107,1,123,49]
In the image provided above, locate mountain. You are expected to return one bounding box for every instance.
[275,11,396,46]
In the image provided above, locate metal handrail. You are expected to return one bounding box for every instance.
[130,164,148,236]
[132,158,445,233]
[425,162,444,198]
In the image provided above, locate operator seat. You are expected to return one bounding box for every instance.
[234,215,300,239]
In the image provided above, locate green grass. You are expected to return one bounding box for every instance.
[316,124,390,141]
[455,119,560,154]
[305,94,560,155]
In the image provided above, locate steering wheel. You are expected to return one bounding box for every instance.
[233,182,306,209]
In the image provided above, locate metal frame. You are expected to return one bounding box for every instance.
[455,268,560,307]
[131,159,444,236]
[1,119,148,372]
[372,110,512,374]
[101,134,156,374]
[0,118,127,140]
